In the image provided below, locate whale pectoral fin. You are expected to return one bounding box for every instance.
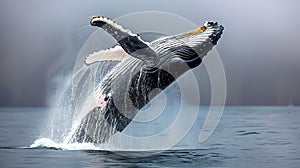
[90,16,159,67]
[84,46,129,66]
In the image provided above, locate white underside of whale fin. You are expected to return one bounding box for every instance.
[84,46,129,66]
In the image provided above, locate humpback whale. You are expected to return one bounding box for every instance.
[68,16,224,144]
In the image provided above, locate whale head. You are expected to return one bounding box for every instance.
[151,21,224,69]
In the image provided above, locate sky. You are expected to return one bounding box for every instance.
[0,0,299,106]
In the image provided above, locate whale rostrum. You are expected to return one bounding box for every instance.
[68,16,224,144]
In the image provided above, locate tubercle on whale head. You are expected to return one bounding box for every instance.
[205,21,224,45]
[196,21,224,46]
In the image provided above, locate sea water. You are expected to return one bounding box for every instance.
[0,106,299,167]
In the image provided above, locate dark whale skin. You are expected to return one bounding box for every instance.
[69,18,224,144]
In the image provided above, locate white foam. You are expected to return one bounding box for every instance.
[30,138,100,150]
[29,138,146,151]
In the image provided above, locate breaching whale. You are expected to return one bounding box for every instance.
[68,16,224,144]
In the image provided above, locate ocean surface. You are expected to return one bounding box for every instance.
[0,106,299,168]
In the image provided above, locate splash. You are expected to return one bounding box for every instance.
[38,59,119,145]
[34,22,139,148]
[30,138,98,150]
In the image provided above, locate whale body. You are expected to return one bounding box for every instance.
[68,16,224,144]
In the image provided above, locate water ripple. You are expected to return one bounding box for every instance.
[238,131,260,136]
